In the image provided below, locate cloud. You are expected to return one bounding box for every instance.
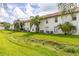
[13,7,27,19]
[7,4,14,9]
[10,16,16,20]
[0,17,4,22]
[0,3,59,23]
[37,11,56,16]
[35,3,58,13]
[0,7,9,17]
[28,3,58,16]
[25,4,34,17]
[24,3,58,17]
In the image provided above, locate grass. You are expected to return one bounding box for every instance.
[0,30,63,56]
[63,46,78,53]
[0,30,79,56]
[6,30,79,46]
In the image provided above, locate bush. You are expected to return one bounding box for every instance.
[64,46,78,53]
[58,22,76,35]
[53,44,65,49]
[57,45,65,49]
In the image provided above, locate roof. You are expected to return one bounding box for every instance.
[43,12,61,18]
[24,20,30,23]
[24,7,79,23]
[43,7,79,19]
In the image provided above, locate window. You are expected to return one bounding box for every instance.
[27,28,29,30]
[46,31,53,34]
[54,26,58,33]
[50,31,53,34]
[46,20,48,24]
[32,29,34,31]
[40,30,44,33]
[46,31,49,33]
[55,17,58,23]
[72,14,76,21]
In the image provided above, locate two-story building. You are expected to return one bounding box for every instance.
[24,8,79,35]
[24,20,36,32]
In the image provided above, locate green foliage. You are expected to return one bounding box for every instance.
[1,30,79,55]
[57,3,77,16]
[0,22,11,30]
[55,45,65,49]
[14,20,24,31]
[30,15,43,32]
[63,46,78,53]
[58,22,76,35]
[0,31,61,56]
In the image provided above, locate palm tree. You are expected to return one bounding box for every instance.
[14,20,24,31]
[30,15,43,32]
[58,22,76,35]
[14,20,20,31]
[57,3,77,17]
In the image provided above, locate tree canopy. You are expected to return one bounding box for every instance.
[30,15,43,32]
[14,20,25,31]
[58,22,76,35]
[57,3,77,16]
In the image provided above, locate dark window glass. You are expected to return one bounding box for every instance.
[50,31,53,34]
[46,31,49,33]
[27,28,29,30]
[27,28,30,32]
[54,26,58,33]
[72,14,76,21]
[55,17,58,23]
[40,30,44,33]
[32,29,34,31]
[46,20,48,24]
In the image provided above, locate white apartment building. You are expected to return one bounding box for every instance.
[24,8,79,35]
[9,25,14,30]
[24,20,36,32]
[0,25,5,30]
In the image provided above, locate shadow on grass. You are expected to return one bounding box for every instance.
[23,32,41,37]
[3,30,79,39]
[19,31,79,40]
[38,33,79,39]
[0,30,15,34]
[7,37,55,56]
[50,34,79,39]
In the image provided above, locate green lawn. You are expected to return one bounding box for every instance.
[0,30,79,56]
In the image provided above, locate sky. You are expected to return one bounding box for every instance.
[0,3,58,23]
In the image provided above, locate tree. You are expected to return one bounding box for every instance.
[0,22,11,30]
[57,3,77,17]
[14,20,24,31]
[30,15,43,32]
[58,22,76,35]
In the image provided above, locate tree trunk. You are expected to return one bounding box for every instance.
[36,25,39,32]
[64,32,67,35]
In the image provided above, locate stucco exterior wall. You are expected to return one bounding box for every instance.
[9,25,14,30]
[75,13,79,35]
[39,13,79,35]
[24,22,36,32]
[39,16,63,34]
[24,22,30,32]
[0,26,5,30]
[24,12,79,35]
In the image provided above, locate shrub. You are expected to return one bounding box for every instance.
[53,45,65,50]
[58,22,76,35]
[64,46,78,53]
[57,45,65,49]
